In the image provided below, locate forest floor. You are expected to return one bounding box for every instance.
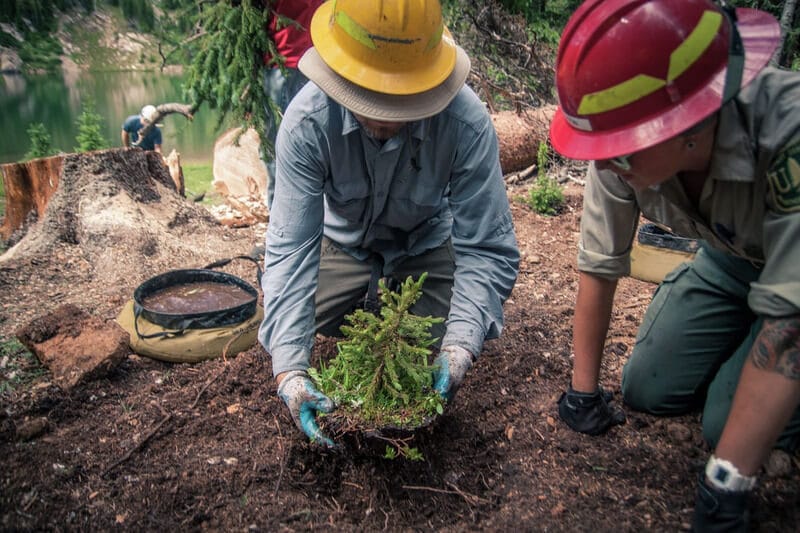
[0,149,797,531]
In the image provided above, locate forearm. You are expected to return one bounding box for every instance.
[121,131,129,147]
[572,271,618,392]
[714,315,800,475]
[443,239,519,355]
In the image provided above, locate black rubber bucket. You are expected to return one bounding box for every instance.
[132,256,261,339]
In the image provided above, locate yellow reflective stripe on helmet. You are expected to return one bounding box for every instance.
[668,11,721,81]
[335,9,377,50]
[578,75,665,115]
[425,22,443,52]
[578,10,721,115]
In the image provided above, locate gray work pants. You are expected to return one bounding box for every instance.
[621,243,800,451]
[314,237,455,344]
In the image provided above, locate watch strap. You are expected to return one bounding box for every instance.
[705,455,757,492]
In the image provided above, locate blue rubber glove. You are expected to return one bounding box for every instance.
[433,345,474,402]
[277,370,336,447]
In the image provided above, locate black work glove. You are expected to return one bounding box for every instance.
[557,385,626,435]
[692,475,750,532]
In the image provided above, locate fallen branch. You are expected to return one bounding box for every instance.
[101,412,173,477]
[401,483,490,506]
[134,103,199,147]
[504,161,538,185]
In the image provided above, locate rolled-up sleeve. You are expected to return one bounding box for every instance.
[258,120,327,376]
[577,163,640,279]
[442,112,520,356]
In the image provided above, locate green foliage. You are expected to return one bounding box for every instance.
[118,0,155,31]
[517,142,564,216]
[383,445,424,461]
[18,32,63,71]
[74,98,110,152]
[523,174,564,216]
[0,29,19,47]
[0,338,46,394]
[494,0,583,45]
[182,163,222,205]
[24,123,58,160]
[1,0,57,31]
[309,274,445,430]
[183,0,279,158]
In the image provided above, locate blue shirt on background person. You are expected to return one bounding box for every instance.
[121,104,162,153]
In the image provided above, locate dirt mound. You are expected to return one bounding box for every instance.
[0,148,261,335]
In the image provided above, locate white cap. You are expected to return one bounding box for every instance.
[140,105,158,123]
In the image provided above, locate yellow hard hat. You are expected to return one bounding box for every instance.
[309,0,456,95]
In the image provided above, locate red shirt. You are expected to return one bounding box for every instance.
[264,0,323,68]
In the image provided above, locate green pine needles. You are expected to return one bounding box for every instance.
[183,0,284,159]
[309,273,445,431]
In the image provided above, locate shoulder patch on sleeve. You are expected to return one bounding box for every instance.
[767,140,800,213]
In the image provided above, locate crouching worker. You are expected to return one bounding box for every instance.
[258,0,520,448]
[548,0,799,530]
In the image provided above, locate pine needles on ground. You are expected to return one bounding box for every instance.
[309,273,445,431]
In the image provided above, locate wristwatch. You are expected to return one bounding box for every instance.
[705,455,757,492]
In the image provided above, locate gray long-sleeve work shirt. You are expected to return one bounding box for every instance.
[259,82,520,376]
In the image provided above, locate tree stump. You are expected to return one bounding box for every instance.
[0,148,257,334]
[1,155,64,242]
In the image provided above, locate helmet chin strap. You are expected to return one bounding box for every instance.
[718,2,745,103]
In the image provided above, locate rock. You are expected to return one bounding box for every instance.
[764,449,793,478]
[0,47,22,73]
[15,304,129,390]
[15,417,49,441]
[667,422,692,442]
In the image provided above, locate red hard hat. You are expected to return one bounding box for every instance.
[549,0,780,161]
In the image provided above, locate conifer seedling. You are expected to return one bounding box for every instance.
[309,273,445,445]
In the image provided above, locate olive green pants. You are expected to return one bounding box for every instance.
[314,237,455,343]
[621,244,800,451]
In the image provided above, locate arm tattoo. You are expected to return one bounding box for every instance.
[751,316,800,380]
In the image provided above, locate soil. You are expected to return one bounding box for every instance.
[1,150,798,532]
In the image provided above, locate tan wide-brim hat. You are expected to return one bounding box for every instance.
[298,45,471,122]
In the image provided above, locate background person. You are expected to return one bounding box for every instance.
[548,0,798,530]
[261,0,322,210]
[258,0,520,447]
[121,104,162,153]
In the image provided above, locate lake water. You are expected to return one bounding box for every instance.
[0,69,227,165]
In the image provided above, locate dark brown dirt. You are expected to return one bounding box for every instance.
[1,152,798,531]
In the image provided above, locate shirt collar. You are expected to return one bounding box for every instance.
[339,107,429,141]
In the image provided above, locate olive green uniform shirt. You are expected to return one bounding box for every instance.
[578,68,800,317]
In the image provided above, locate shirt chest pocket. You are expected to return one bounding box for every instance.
[324,176,370,222]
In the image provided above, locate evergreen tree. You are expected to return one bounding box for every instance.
[310,274,445,428]
[183,0,282,158]
[24,123,58,160]
[74,99,110,152]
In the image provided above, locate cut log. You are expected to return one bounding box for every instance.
[163,149,186,197]
[492,105,558,175]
